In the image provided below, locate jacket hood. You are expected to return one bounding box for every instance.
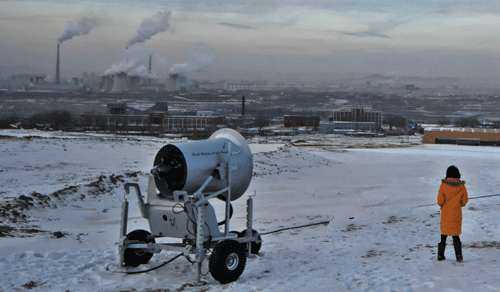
[442,178,465,186]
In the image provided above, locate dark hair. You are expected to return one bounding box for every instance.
[446,165,461,179]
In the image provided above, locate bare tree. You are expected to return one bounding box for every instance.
[437,117,451,125]
[393,116,407,130]
[30,110,73,130]
[254,115,270,136]
[385,114,407,130]
[456,117,479,128]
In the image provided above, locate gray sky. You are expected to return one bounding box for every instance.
[1,0,500,82]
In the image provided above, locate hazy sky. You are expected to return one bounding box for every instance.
[1,0,500,82]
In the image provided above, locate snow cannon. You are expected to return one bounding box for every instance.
[152,128,253,201]
[118,128,262,285]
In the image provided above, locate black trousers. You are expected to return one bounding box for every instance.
[441,234,460,244]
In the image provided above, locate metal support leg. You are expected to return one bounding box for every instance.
[224,143,232,236]
[224,195,231,236]
[119,199,129,267]
[196,203,206,285]
[246,196,253,258]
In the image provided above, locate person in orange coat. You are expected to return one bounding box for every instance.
[437,165,468,262]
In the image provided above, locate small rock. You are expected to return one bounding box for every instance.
[53,231,65,238]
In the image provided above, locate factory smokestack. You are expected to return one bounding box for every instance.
[167,74,179,92]
[242,96,245,116]
[55,44,60,84]
[149,55,152,74]
[148,55,152,84]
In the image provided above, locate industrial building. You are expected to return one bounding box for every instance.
[318,107,382,134]
[331,107,382,129]
[80,114,225,135]
[9,74,47,85]
[81,101,227,135]
[423,127,500,145]
[107,102,169,115]
[319,121,378,134]
[284,115,320,128]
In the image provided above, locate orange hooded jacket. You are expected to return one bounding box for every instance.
[438,178,468,236]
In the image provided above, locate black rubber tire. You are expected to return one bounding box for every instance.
[229,230,241,237]
[209,240,247,284]
[241,229,262,254]
[124,229,155,267]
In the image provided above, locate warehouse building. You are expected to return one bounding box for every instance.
[423,127,500,145]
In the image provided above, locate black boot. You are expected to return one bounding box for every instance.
[438,242,446,261]
[454,240,463,262]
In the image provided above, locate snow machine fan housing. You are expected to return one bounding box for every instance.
[152,128,253,201]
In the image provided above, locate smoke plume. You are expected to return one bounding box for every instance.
[127,11,171,47]
[58,17,100,43]
[169,43,215,76]
[104,46,168,79]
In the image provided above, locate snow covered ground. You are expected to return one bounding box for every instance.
[1,129,500,291]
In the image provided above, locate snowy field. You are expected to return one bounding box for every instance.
[1,129,500,291]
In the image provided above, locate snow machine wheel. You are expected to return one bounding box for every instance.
[209,240,247,284]
[124,229,155,267]
[241,229,262,254]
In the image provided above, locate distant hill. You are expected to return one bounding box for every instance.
[365,74,461,83]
